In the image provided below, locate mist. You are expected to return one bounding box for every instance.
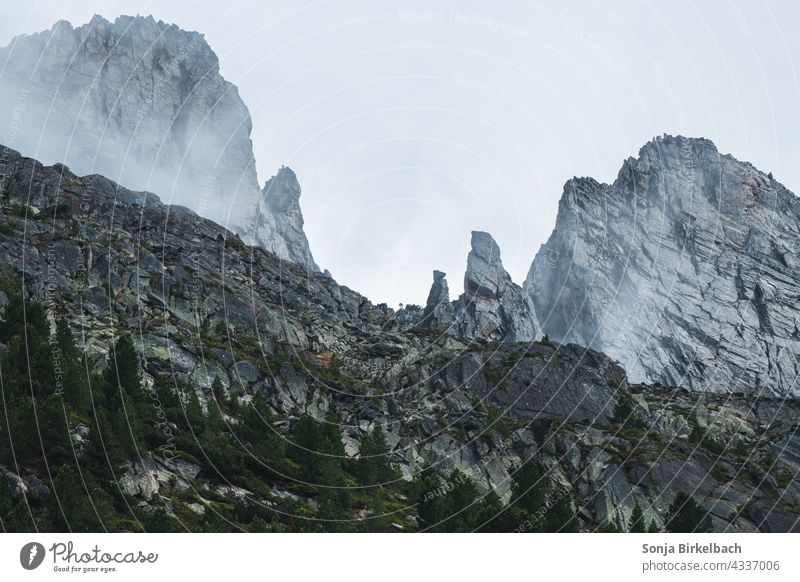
[2,1,800,308]
[0,16,262,236]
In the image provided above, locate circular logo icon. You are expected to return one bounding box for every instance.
[20,542,46,570]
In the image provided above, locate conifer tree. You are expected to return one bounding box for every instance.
[355,425,396,485]
[511,461,547,522]
[544,491,579,532]
[55,318,90,411]
[665,492,713,533]
[629,503,646,533]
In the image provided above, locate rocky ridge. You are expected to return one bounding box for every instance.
[418,231,540,342]
[528,135,800,398]
[0,14,318,271]
[254,167,319,271]
[1,144,797,532]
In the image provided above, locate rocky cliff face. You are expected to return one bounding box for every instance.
[527,135,800,398]
[1,144,798,532]
[0,14,318,270]
[253,167,319,271]
[420,231,540,342]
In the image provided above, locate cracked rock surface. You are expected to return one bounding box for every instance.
[528,135,800,397]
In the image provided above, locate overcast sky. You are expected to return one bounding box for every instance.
[1,0,799,307]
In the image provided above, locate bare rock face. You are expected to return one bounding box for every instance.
[0,15,259,225]
[3,144,800,531]
[254,167,319,271]
[527,134,800,397]
[419,270,453,328]
[0,15,318,270]
[422,231,540,342]
[464,231,509,299]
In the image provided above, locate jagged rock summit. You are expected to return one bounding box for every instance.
[527,134,800,397]
[255,167,319,271]
[3,144,800,532]
[0,14,318,271]
[421,231,540,342]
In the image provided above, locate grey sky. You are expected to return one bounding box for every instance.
[1,0,798,307]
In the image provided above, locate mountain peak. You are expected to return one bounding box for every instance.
[417,232,539,342]
[614,134,723,192]
[264,166,301,208]
[529,135,800,397]
[0,14,319,273]
[465,231,509,300]
[256,166,319,271]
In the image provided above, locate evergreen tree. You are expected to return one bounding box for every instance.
[446,469,481,531]
[35,395,72,466]
[49,464,100,532]
[0,480,12,531]
[55,318,90,411]
[412,468,485,532]
[249,515,270,532]
[474,490,530,532]
[289,415,349,518]
[145,508,177,533]
[413,468,451,532]
[629,503,646,533]
[2,396,37,462]
[511,461,546,522]
[103,335,142,409]
[665,492,713,533]
[182,388,205,432]
[600,520,622,533]
[85,408,125,471]
[0,286,48,343]
[211,376,227,402]
[0,293,55,400]
[610,392,645,430]
[0,481,37,532]
[239,392,285,469]
[545,492,579,532]
[102,335,145,456]
[355,425,397,485]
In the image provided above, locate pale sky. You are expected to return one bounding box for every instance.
[1,0,799,307]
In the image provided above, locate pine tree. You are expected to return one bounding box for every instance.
[104,335,141,404]
[55,318,90,411]
[446,469,480,531]
[85,408,125,471]
[413,468,451,532]
[289,415,349,517]
[237,392,284,470]
[629,503,646,533]
[145,508,177,533]
[610,392,645,430]
[49,464,100,532]
[1,393,32,462]
[101,335,145,456]
[249,515,270,532]
[211,376,227,402]
[474,490,531,532]
[0,480,37,532]
[545,492,579,532]
[0,293,55,399]
[0,480,12,529]
[511,460,547,520]
[0,286,48,343]
[182,388,205,432]
[35,395,72,466]
[665,492,713,533]
[355,425,397,485]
